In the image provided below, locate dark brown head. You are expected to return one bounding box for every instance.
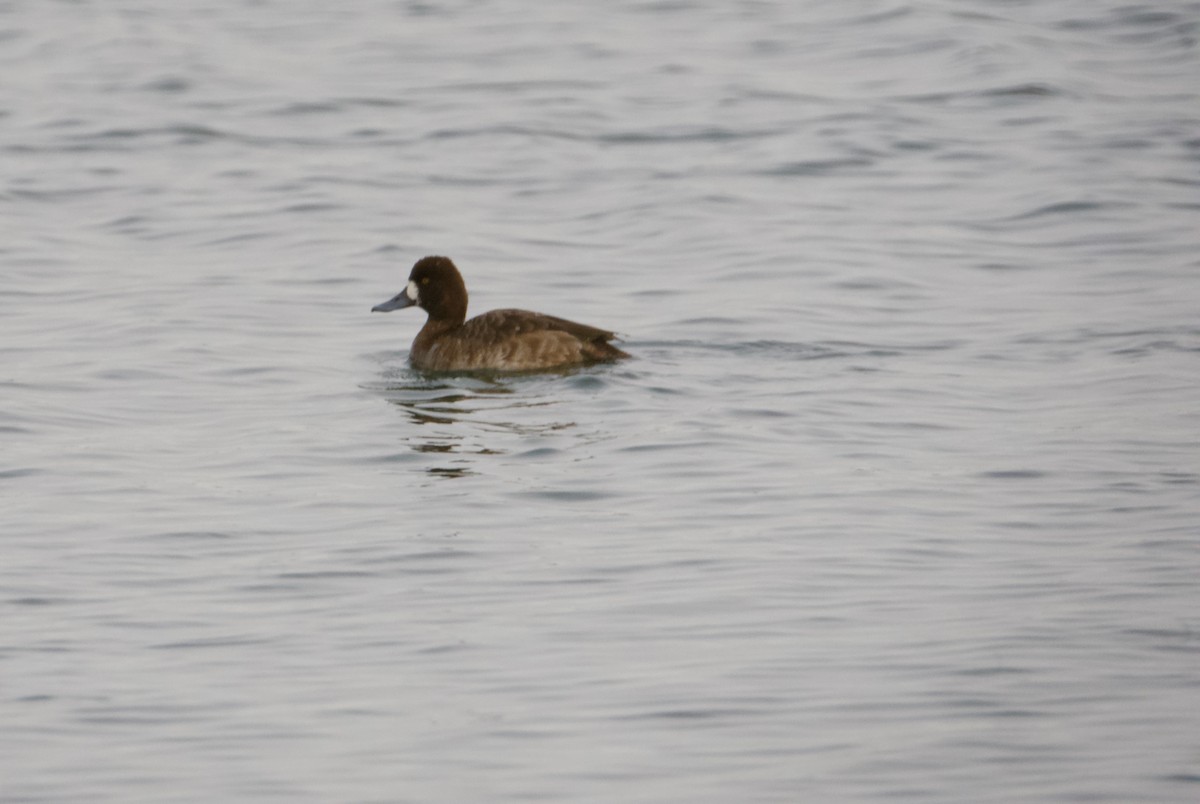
[371,255,469,324]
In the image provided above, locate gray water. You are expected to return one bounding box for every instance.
[3,1,1199,801]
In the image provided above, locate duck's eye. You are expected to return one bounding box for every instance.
[421,277,430,285]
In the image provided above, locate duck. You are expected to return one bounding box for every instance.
[372,256,631,372]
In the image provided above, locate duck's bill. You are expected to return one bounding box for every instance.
[371,292,415,313]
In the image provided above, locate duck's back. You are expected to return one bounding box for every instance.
[413,308,630,371]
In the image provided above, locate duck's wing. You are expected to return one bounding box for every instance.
[456,309,630,365]
[461,309,621,344]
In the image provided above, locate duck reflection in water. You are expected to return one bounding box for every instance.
[378,374,578,480]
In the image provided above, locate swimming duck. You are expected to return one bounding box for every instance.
[372,256,631,372]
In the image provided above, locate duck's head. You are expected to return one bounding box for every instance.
[372,255,469,323]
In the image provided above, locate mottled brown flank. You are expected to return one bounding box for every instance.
[413,308,630,371]
[393,256,630,372]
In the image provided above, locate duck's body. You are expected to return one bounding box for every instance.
[372,256,630,372]
[408,307,629,372]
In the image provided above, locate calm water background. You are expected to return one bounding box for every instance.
[3,1,1199,801]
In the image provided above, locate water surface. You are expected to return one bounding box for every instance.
[2,1,1199,801]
